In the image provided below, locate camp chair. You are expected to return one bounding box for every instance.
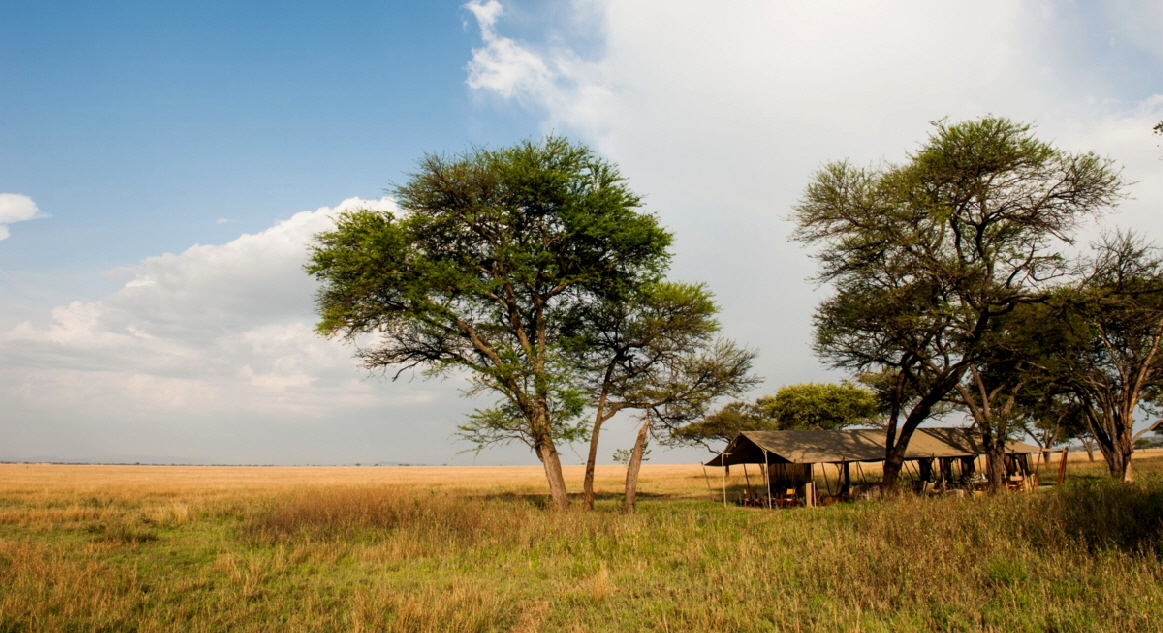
[775,488,797,508]
[1006,475,1024,492]
[741,488,761,507]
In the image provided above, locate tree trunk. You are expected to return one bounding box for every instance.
[582,416,606,510]
[1109,439,1133,483]
[535,436,570,510]
[622,421,650,514]
[984,445,1007,493]
[978,424,1008,493]
[1086,403,1135,483]
[1081,437,1096,462]
[881,368,961,492]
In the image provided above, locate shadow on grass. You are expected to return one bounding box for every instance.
[472,490,671,508]
[1048,478,1163,555]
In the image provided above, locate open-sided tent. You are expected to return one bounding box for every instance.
[705,427,1042,504]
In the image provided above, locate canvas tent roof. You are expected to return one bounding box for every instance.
[704,427,1041,467]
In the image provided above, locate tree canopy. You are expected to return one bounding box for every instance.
[793,117,1125,490]
[1045,232,1163,480]
[307,136,672,509]
[672,382,878,448]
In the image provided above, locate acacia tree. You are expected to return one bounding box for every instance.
[307,137,671,510]
[571,282,758,511]
[793,117,1124,490]
[1051,233,1163,481]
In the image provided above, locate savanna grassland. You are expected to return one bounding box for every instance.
[1,456,1162,633]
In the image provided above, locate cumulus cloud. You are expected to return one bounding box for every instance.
[464,1,1163,397]
[464,0,613,131]
[0,197,472,464]
[0,193,46,241]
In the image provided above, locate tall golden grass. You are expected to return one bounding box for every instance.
[0,459,1160,631]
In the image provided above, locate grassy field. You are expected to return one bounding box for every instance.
[1,455,1161,632]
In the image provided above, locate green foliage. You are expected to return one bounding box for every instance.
[1037,232,1163,477]
[753,382,879,430]
[571,280,757,429]
[612,442,650,465]
[792,117,1125,483]
[671,382,877,447]
[306,136,673,460]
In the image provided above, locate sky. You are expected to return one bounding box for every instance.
[1,0,1161,466]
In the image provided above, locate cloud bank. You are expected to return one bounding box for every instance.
[464,0,1163,397]
[0,194,45,241]
[0,198,475,464]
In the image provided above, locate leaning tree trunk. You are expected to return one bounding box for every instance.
[622,421,650,514]
[882,371,957,492]
[1080,437,1096,462]
[582,415,607,510]
[537,441,570,510]
[531,410,570,510]
[882,415,928,492]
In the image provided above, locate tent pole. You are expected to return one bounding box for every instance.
[820,462,833,498]
[701,465,715,502]
[743,463,752,488]
[764,449,772,509]
[722,455,728,508]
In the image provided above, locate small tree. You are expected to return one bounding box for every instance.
[1050,233,1163,481]
[571,282,758,510]
[754,382,879,430]
[307,137,671,509]
[671,382,878,448]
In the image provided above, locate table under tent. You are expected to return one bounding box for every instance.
[703,427,1048,507]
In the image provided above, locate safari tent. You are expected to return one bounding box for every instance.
[704,427,1045,506]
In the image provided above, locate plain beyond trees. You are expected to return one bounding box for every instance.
[307,137,672,510]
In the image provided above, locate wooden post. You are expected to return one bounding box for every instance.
[722,458,728,507]
[803,481,815,508]
[939,458,953,489]
[1056,447,1069,486]
[841,461,851,499]
[918,458,933,482]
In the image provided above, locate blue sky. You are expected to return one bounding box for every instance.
[1,0,1161,465]
[1,1,528,275]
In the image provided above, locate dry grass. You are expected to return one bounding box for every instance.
[0,459,1161,631]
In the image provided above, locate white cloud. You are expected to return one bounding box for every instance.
[0,193,46,241]
[0,197,470,463]
[465,0,1163,396]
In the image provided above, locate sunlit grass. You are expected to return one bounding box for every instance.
[0,458,1161,631]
